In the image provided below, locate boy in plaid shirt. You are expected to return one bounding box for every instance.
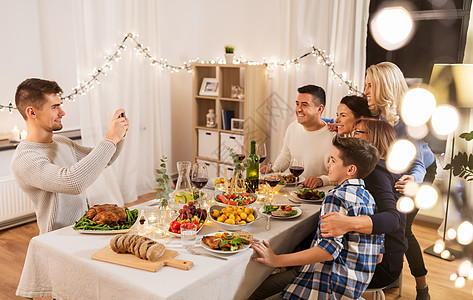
[251,136,384,299]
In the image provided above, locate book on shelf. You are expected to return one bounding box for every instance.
[221,110,235,130]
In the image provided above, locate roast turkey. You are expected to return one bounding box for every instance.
[85,204,127,226]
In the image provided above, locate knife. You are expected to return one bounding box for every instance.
[184,245,228,260]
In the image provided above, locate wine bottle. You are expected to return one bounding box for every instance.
[246,141,259,193]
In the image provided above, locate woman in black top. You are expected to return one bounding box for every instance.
[320,118,407,288]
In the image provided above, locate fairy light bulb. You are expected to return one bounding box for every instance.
[457,221,473,245]
[458,260,472,277]
[455,276,465,288]
[433,239,445,253]
[396,196,415,213]
[387,139,416,173]
[401,88,436,126]
[415,184,438,209]
[370,6,414,50]
[450,273,458,281]
[431,105,459,136]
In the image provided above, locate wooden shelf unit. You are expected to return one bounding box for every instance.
[192,63,267,177]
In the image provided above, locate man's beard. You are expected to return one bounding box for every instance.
[52,123,63,131]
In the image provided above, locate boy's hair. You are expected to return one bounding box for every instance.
[332,135,379,179]
[356,119,396,158]
[15,78,63,120]
[297,84,326,107]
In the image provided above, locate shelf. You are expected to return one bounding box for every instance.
[195,126,219,132]
[195,95,217,100]
[220,97,244,102]
[219,129,244,135]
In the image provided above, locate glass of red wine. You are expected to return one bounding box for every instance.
[257,143,267,164]
[191,162,209,205]
[289,156,304,185]
[263,163,280,205]
[235,145,246,162]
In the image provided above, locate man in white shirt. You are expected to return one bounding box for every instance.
[270,85,335,188]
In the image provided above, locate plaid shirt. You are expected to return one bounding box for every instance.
[282,179,383,300]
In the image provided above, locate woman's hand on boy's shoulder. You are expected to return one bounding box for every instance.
[319,212,351,237]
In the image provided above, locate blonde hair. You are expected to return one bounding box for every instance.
[356,118,396,158]
[365,62,408,126]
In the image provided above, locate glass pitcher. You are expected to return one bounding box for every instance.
[171,161,193,209]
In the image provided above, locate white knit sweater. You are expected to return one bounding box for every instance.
[273,121,335,186]
[11,135,123,234]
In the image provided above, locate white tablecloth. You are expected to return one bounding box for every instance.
[16,187,330,300]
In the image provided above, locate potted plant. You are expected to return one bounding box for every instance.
[224,45,234,64]
[444,131,473,181]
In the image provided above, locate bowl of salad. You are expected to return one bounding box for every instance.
[214,191,257,206]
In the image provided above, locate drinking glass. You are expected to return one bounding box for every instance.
[191,162,209,204]
[235,145,246,162]
[180,223,198,246]
[257,143,267,164]
[263,163,280,205]
[289,156,304,184]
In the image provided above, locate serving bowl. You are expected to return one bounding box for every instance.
[208,204,259,231]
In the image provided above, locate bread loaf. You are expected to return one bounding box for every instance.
[117,235,130,253]
[147,242,166,262]
[110,234,123,253]
[139,240,156,259]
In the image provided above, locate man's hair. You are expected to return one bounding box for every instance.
[15,78,63,120]
[332,135,379,179]
[297,84,326,107]
[356,118,396,158]
[340,95,372,119]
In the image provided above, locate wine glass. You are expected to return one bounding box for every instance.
[191,162,209,204]
[262,163,279,231]
[289,156,304,185]
[235,145,246,162]
[257,143,267,164]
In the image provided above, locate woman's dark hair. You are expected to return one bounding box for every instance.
[340,95,371,119]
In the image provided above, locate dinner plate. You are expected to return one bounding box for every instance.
[285,175,305,186]
[290,191,324,203]
[200,232,251,254]
[258,206,302,219]
[74,228,131,234]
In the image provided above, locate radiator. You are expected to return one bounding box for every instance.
[0,176,36,230]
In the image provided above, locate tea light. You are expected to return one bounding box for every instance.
[11,126,20,141]
[20,129,27,140]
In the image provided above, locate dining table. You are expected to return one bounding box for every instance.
[16,185,331,300]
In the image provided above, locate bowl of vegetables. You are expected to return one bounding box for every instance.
[214,191,257,206]
[209,205,259,231]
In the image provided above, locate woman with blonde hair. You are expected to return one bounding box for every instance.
[320,118,408,292]
[364,62,434,299]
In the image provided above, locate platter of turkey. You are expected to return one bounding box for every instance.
[73,204,139,234]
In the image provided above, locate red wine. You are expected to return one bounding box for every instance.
[266,177,280,188]
[289,166,304,177]
[259,156,266,163]
[236,154,245,161]
[192,178,208,189]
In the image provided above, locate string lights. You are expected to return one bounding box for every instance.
[1,32,362,111]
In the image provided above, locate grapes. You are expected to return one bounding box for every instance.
[188,201,194,207]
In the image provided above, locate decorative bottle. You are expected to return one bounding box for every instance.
[246,141,259,193]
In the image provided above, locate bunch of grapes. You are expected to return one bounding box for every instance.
[178,201,207,222]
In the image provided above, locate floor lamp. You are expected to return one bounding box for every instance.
[424,64,473,261]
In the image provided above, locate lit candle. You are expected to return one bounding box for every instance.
[11,126,20,141]
[20,130,27,140]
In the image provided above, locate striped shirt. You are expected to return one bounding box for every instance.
[282,179,383,300]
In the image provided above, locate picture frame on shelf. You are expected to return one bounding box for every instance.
[230,118,244,132]
[199,78,219,96]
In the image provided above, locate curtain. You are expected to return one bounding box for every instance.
[267,0,370,162]
[68,0,170,205]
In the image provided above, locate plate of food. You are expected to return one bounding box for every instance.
[168,201,207,236]
[214,191,257,206]
[73,204,138,234]
[200,231,253,254]
[290,188,326,203]
[259,204,302,219]
[209,205,258,231]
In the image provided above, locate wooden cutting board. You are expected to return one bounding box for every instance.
[92,245,194,272]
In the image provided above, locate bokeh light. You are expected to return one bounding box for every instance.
[446,228,457,240]
[454,276,465,288]
[370,7,414,51]
[415,184,438,209]
[441,249,451,259]
[387,139,416,173]
[458,260,472,277]
[401,88,436,126]
[457,221,473,245]
[407,124,429,139]
[403,181,419,197]
[450,273,458,281]
[434,239,445,253]
[396,196,415,213]
[431,105,459,136]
